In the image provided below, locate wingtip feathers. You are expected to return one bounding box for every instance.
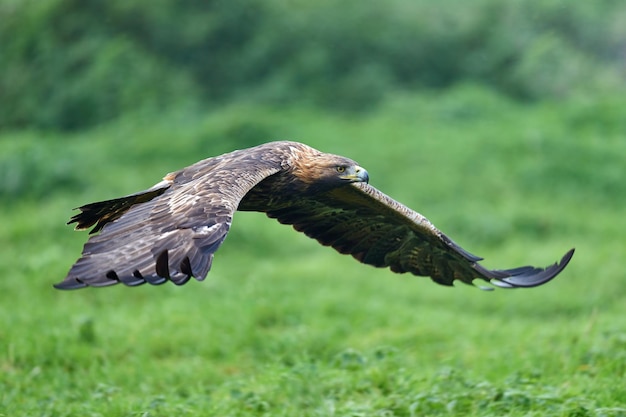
[488,248,575,289]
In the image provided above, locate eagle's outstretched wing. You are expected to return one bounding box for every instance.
[55,146,285,289]
[58,141,573,290]
[265,182,574,289]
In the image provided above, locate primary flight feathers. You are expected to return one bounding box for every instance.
[57,141,573,290]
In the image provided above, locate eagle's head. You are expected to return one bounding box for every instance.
[290,150,369,193]
[335,163,369,184]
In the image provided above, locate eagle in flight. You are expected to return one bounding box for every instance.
[57,141,573,290]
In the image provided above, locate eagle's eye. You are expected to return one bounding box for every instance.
[336,166,346,173]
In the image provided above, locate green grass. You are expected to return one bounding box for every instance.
[1,86,625,416]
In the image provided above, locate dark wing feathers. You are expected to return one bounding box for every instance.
[482,252,574,288]
[56,150,282,289]
[59,141,573,291]
[58,192,207,288]
[267,182,573,289]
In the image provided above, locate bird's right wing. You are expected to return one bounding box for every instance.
[266,182,574,289]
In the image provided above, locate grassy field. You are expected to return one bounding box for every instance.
[1,87,625,416]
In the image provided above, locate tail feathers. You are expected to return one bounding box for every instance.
[68,187,168,234]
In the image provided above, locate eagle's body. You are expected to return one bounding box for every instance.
[57,141,573,290]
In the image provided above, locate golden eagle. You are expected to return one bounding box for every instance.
[57,141,573,290]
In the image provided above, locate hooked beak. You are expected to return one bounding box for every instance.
[341,165,369,184]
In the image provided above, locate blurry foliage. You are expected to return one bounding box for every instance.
[0,0,625,130]
[0,134,86,200]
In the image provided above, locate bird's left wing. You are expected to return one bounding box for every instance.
[266,182,573,289]
[56,155,282,289]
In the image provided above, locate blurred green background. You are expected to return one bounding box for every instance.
[2,0,625,130]
[1,0,626,415]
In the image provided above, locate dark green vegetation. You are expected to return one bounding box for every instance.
[2,90,625,416]
[1,0,625,129]
[1,1,625,416]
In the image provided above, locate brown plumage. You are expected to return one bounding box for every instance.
[57,141,574,290]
